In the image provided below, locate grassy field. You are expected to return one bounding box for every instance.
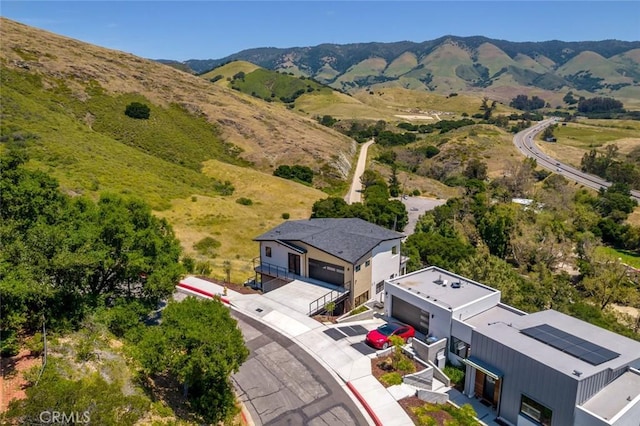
[200,60,260,86]
[535,119,640,168]
[595,246,640,270]
[156,160,329,282]
[229,68,330,104]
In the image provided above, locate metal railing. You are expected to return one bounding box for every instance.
[254,261,296,281]
[308,281,351,316]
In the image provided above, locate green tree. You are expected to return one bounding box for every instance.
[136,297,248,423]
[388,165,401,197]
[124,102,150,119]
[478,204,516,259]
[311,197,349,218]
[4,358,149,426]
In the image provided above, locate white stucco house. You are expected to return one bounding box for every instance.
[253,218,405,314]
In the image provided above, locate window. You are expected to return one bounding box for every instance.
[354,291,369,307]
[391,245,398,255]
[265,246,272,257]
[365,260,370,267]
[376,281,384,294]
[449,336,470,358]
[355,265,361,272]
[520,395,552,426]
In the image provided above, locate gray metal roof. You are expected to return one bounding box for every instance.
[254,218,404,264]
[475,310,640,379]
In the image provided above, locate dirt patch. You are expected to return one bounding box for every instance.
[192,275,260,295]
[398,396,454,425]
[370,354,427,387]
[0,349,42,411]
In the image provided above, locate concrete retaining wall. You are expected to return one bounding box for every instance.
[417,389,449,404]
[403,366,434,390]
[429,360,451,387]
[336,306,374,323]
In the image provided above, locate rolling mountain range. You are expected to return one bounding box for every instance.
[175,36,640,104]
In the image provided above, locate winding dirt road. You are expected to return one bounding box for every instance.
[345,139,374,204]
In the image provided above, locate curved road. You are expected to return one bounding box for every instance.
[231,310,369,426]
[513,119,640,203]
[346,139,374,204]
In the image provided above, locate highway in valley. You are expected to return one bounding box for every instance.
[513,119,640,203]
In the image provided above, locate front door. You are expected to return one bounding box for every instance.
[483,375,496,404]
[288,253,300,275]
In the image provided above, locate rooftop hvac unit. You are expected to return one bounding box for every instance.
[451,282,461,289]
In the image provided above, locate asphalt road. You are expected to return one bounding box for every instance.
[346,139,374,204]
[231,310,369,426]
[513,119,640,203]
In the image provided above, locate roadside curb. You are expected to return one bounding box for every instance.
[176,282,231,305]
[346,381,383,426]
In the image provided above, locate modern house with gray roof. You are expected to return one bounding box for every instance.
[382,266,640,426]
[254,218,404,314]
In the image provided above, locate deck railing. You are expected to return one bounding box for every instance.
[308,281,351,316]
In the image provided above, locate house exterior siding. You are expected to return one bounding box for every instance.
[371,239,401,297]
[471,332,579,426]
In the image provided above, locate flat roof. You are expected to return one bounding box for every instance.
[388,266,498,310]
[475,310,640,379]
[580,369,640,421]
[465,304,527,328]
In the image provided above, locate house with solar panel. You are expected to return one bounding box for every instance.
[382,266,640,426]
[253,218,405,316]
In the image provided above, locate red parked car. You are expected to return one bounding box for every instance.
[365,322,415,349]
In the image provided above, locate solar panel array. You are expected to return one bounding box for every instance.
[521,324,620,366]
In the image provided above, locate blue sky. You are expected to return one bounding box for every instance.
[2,1,639,61]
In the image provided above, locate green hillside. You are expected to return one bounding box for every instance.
[0,67,243,209]
[228,68,331,105]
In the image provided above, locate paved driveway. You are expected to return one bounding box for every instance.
[231,311,369,426]
[401,196,447,234]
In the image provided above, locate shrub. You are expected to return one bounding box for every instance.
[194,261,212,276]
[124,102,150,119]
[102,300,147,338]
[282,212,290,219]
[75,334,96,362]
[182,256,195,273]
[444,363,465,385]
[396,357,416,374]
[26,332,44,357]
[443,403,478,425]
[193,237,221,257]
[348,305,369,316]
[236,197,253,206]
[0,330,20,357]
[380,372,402,386]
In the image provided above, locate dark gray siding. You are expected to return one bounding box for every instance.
[472,333,579,426]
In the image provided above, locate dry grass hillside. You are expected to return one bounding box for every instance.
[0,18,354,171]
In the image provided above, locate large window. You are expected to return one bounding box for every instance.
[520,395,552,426]
[354,291,369,307]
[449,336,470,358]
[375,281,384,294]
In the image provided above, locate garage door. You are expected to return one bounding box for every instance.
[391,296,429,334]
[309,258,344,286]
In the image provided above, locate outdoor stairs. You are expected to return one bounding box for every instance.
[307,285,350,316]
